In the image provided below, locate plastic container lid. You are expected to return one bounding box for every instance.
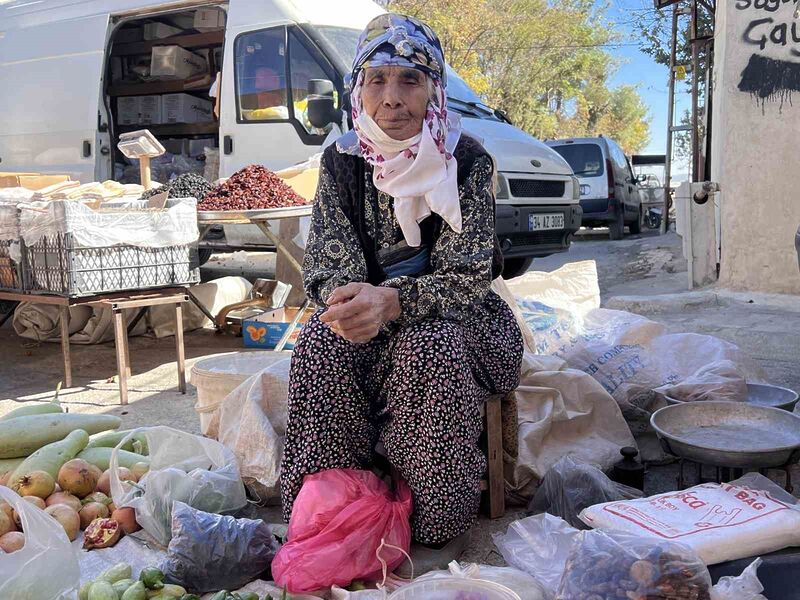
[388,577,521,600]
[190,350,288,383]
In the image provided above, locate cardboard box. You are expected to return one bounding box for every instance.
[242,307,313,350]
[150,45,206,80]
[162,93,213,123]
[139,95,162,124]
[117,96,140,125]
[0,174,71,190]
[194,8,225,30]
[143,22,182,40]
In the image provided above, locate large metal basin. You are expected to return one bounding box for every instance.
[664,382,798,411]
[651,401,800,468]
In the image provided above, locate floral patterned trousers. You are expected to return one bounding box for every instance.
[280,292,523,544]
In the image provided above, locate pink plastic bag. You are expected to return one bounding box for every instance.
[273,469,413,593]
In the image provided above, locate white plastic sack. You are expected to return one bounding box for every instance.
[579,473,800,565]
[416,561,548,600]
[109,426,247,546]
[217,358,292,502]
[0,486,80,600]
[12,302,147,344]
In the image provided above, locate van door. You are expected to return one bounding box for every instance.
[219,24,338,176]
[0,15,110,182]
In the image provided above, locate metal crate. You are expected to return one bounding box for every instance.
[24,232,200,297]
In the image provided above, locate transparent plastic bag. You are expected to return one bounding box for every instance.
[109,426,247,546]
[711,558,767,600]
[529,455,642,529]
[416,561,547,600]
[272,469,413,593]
[556,529,713,600]
[160,501,279,593]
[0,486,80,600]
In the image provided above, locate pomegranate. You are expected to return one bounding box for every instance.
[96,467,133,495]
[13,470,56,499]
[12,496,46,528]
[0,531,24,553]
[0,471,10,486]
[0,509,13,536]
[57,459,98,498]
[82,491,111,506]
[45,491,81,512]
[83,517,122,549]
[111,506,140,534]
[0,500,13,523]
[107,502,117,514]
[79,502,109,529]
[130,462,150,481]
[45,504,80,541]
[87,463,103,483]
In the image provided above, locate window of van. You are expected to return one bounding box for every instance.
[289,30,336,134]
[235,29,289,121]
[551,144,605,177]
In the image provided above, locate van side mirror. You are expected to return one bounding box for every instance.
[307,79,339,129]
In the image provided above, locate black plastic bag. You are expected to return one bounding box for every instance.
[529,455,641,528]
[161,501,279,593]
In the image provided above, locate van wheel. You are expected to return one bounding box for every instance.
[609,208,625,240]
[629,207,642,235]
[502,257,534,279]
[198,248,214,266]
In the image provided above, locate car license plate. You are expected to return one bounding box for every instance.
[529,213,564,231]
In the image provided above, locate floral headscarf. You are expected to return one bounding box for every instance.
[337,14,463,247]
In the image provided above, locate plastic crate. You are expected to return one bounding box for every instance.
[23,232,200,297]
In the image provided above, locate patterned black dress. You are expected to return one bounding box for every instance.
[280,135,524,544]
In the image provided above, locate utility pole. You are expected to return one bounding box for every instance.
[662,3,679,234]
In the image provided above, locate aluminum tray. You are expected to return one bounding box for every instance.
[197,205,312,223]
[664,382,799,411]
[651,401,800,468]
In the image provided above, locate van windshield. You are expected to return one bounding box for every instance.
[550,143,605,177]
[315,26,499,120]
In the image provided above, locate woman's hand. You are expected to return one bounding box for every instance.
[320,283,401,343]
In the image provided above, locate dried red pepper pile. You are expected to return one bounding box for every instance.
[199,164,308,210]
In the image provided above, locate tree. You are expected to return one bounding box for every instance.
[384,0,651,153]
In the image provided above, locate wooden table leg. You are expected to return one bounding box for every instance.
[174,302,186,394]
[59,305,73,388]
[112,308,129,406]
[486,394,505,519]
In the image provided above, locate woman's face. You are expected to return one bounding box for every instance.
[361,66,429,140]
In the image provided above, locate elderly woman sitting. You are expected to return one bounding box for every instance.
[280,14,523,573]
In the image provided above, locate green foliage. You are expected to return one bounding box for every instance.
[385,0,651,153]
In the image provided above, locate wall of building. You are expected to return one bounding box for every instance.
[711,1,800,295]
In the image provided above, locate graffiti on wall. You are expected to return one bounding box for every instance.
[736,0,800,106]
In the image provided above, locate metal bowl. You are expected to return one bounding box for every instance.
[651,401,800,468]
[664,382,799,411]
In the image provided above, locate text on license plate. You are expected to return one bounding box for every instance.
[529,213,565,231]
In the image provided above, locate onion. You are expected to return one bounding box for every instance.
[87,463,103,483]
[13,496,46,529]
[96,467,133,496]
[0,500,13,523]
[57,459,98,498]
[0,531,24,553]
[45,491,82,512]
[130,462,150,481]
[45,504,80,541]
[79,502,109,529]
[13,470,56,499]
[111,507,140,534]
[82,492,111,506]
[0,509,13,537]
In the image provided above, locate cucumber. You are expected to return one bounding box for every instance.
[78,447,150,471]
[7,429,89,489]
[88,581,117,600]
[0,413,121,458]
[86,430,149,455]
[0,401,62,422]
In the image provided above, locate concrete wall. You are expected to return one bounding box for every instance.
[711,1,800,295]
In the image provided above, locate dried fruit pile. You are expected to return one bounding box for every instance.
[140,173,212,201]
[199,164,307,211]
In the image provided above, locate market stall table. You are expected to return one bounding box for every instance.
[196,205,313,351]
[0,288,189,405]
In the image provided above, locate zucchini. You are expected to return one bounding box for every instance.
[0,413,121,458]
[0,401,62,422]
[0,457,25,477]
[97,562,133,584]
[78,447,150,471]
[7,429,89,489]
[86,430,149,455]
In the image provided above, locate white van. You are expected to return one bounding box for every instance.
[546,137,641,240]
[0,0,581,277]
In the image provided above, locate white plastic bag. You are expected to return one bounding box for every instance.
[416,562,548,600]
[579,473,800,565]
[0,486,80,600]
[711,558,767,600]
[109,426,247,546]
